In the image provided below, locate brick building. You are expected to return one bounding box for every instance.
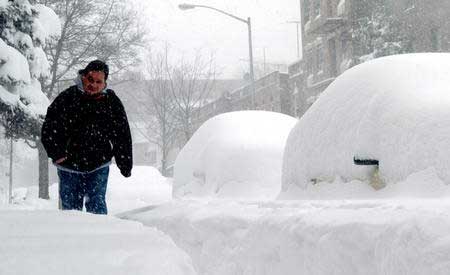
[194,71,291,128]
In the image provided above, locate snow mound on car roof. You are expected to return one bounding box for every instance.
[174,111,297,199]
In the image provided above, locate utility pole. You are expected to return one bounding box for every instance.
[247,16,256,108]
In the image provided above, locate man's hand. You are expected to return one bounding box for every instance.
[55,157,67,164]
[120,169,131,178]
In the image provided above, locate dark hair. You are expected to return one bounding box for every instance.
[79,60,109,80]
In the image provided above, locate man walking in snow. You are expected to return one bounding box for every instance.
[41,60,133,214]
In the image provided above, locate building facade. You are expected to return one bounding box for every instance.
[287,59,307,117]
[194,71,291,128]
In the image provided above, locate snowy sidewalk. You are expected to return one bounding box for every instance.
[0,210,196,275]
[123,198,450,275]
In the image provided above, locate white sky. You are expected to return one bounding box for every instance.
[136,0,302,78]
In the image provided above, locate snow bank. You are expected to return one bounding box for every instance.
[173,111,297,199]
[282,53,450,198]
[125,198,450,275]
[278,167,450,200]
[0,210,196,275]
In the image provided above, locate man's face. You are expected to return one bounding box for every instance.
[81,71,106,95]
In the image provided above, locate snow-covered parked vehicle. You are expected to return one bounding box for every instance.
[281,53,450,199]
[173,111,297,199]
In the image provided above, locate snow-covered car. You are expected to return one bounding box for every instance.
[173,111,297,199]
[281,53,450,199]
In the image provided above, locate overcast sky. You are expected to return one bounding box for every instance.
[136,0,302,78]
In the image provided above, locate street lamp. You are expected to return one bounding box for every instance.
[178,3,256,108]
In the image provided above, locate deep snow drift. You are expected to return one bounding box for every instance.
[125,198,450,275]
[282,53,450,198]
[173,111,297,199]
[0,210,196,275]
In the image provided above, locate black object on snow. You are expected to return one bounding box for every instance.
[353,157,379,166]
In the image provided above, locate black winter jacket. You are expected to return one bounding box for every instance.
[41,85,133,177]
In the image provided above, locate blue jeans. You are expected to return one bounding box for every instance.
[57,166,110,215]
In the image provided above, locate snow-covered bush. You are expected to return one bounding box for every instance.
[281,53,450,198]
[173,111,297,199]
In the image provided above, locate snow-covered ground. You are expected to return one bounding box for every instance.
[0,210,196,275]
[123,198,450,275]
[0,165,190,275]
[107,165,172,213]
[3,162,450,275]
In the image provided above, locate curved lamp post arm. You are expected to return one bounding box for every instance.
[179,3,248,23]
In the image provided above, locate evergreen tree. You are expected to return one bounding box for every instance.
[0,0,59,199]
[0,0,58,139]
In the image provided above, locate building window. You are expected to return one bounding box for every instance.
[328,38,337,76]
[327,0,333,17]
[317,44,324,73]
[146,150,157,165]
[306,50,313,73]
[0,14,5,32]
[406,38,415,52]
[341,38,347,52]
[406,0,415,9]
[303,0,310,23]
[313,0,321,18]
[430,27,441,51]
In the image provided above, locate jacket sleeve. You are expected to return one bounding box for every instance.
[40,93,69,162]
[110,94,133,177]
